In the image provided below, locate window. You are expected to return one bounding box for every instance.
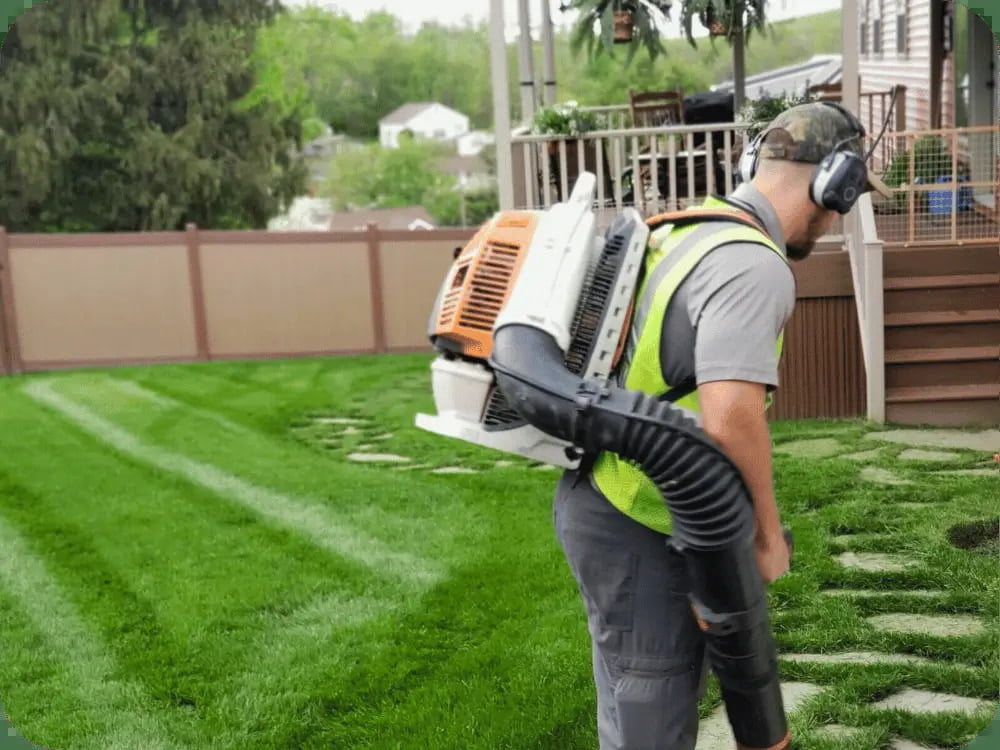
[896,10,907,55]
[860,0,868,55]
[872,0,883,55]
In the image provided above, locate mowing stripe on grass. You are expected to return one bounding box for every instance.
[23,380,440,586]
[106,378,255,436]
[0,515,186,750]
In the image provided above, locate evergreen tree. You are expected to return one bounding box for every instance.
[0,0,308,231]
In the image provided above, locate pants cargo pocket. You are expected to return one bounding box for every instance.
[566,538,639,633]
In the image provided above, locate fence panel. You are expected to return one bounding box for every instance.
[0,226,866,421]
[8,234,198,369]
[198,231,375,359]
[378,229,474,351]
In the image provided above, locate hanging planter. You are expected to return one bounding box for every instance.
[614,9,634,42]
[681,1,765,45]
[565,0,672,65]
[700,4,728,36]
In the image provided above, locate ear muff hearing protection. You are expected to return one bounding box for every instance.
[738,101,870,215]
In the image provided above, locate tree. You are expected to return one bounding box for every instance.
[323,137,454,211]
[0,0,308,232]
[322,138,498,228]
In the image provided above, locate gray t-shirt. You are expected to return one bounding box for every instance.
[658,184,796,418]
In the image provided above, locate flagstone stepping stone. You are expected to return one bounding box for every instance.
[430,467,479,475]
[392,464,432,471]
[889,740,947,750]
[695,682,824,750]
[494,460,515,468]
[867,613,985,637]
[935,468,997,477]
[774,438,844,458]
[866,428,1000,453]
[861,466,913,485]
[314,417,366,425]
[372,433,394,441]
[339,426,363,435]
[357,444,374,450]
[532,464,559,471]
[782,651,936,666]
[899,448,960,462]
[821,589,945,598]
[835,552,918,572]
[347,453,411,463]
[814,724,864,740]
[874,688,993,715]
[842,448,883,461]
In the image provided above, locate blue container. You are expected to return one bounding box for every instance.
[927,174,972,214]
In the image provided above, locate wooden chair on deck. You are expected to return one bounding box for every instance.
[629,89,685,128]
[808,82,843,102]
[627,89,685,207]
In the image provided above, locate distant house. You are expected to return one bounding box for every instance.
[299,128,363,187]
[328,206,436,232]
[379,103,470,149]
[437,155,494,192]
[457,130,495,157]
[713,54,843,101]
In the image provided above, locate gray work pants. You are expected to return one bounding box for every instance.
[554,469,709,750]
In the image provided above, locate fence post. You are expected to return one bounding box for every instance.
[894,86,907,133]
[366,223,388,354]
[185,223,211,361]
[0,227,23,375]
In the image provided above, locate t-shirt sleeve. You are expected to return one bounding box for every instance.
[686,242,796,389]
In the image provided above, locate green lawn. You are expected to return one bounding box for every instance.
[0,354,996,750]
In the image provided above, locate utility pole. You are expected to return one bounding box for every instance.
[540,0,557,105]
[517,0,537,124]
[490,0,515,210]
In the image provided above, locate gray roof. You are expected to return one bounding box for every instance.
[379,102,438,126]
[713,54,842,100]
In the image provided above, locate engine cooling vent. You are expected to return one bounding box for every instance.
[564,229,629,375]
[457,240,520,332]
[482,386,526,431]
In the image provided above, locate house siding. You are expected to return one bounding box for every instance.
[859,0,933,131]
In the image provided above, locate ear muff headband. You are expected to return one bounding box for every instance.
[740,102,871,214]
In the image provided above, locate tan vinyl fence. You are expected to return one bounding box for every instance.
[0,225,865,420]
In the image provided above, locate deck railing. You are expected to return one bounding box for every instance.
[510,121,753,220]
[867,124,999,246]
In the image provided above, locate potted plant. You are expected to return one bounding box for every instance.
[530,102,613,201]
[678,0,767,45]
[562,0,673,65]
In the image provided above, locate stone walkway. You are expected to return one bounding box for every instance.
[313,414,998,748]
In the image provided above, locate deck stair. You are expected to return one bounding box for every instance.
[882,243,999,426]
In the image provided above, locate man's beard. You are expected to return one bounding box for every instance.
[786,209,830,260]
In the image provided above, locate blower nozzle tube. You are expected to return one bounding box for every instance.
[489,323,790,750]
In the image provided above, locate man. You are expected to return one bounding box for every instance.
[552,102,891,749]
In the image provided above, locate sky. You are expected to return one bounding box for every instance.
[282,0,843,40]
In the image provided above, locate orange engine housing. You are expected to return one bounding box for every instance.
[430,211,541,360]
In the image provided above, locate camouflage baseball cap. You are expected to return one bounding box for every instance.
[758,101,892,198]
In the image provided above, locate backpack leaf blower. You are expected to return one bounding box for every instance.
[415,173,793,750]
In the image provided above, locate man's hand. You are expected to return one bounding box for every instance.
[754,527,791,584]
[699,379,789,585]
